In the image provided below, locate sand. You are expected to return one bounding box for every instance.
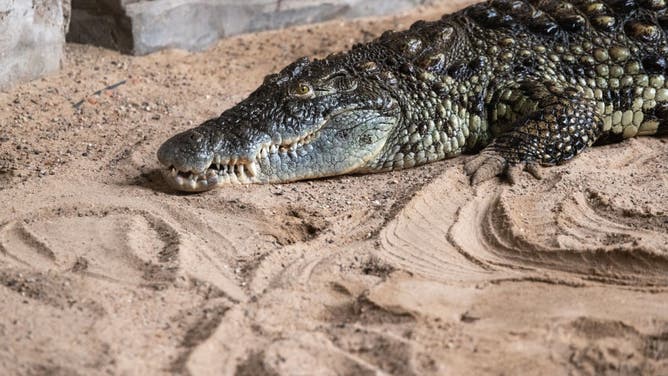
[1,1,667,374]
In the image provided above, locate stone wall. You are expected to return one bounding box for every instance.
[0,0,71,89]
[68,0,431,55]
[0,0,429,88]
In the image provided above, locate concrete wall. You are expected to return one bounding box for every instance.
[68,0,431,55]
[0,0,71,89]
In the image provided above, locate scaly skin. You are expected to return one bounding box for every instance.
[157,0,668,192]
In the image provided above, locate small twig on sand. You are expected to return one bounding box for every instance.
[73,79,127,109]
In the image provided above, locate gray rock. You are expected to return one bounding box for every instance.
[0,0,70,89]
[68,0,431,55]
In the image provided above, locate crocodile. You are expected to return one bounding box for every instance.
[157,0,668,192]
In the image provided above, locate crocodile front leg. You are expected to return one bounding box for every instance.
[465,80,604,184]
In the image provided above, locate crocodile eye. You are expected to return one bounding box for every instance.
[294,82,312,96]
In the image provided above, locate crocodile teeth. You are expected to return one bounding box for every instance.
[229,171,239,184]
[170,168,177,177]
[247,162,257,177]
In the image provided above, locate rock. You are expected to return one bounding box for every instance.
[0,0,70,89]
[66,0,133,53]
[67,0,428,55]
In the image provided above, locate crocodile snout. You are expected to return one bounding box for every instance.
[157,128,214,173]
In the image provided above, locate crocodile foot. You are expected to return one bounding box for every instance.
[464,151,542,185]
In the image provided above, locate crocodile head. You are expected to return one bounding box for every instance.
[157,55,401,191]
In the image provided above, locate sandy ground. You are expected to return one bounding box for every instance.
[1,1,667,375]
